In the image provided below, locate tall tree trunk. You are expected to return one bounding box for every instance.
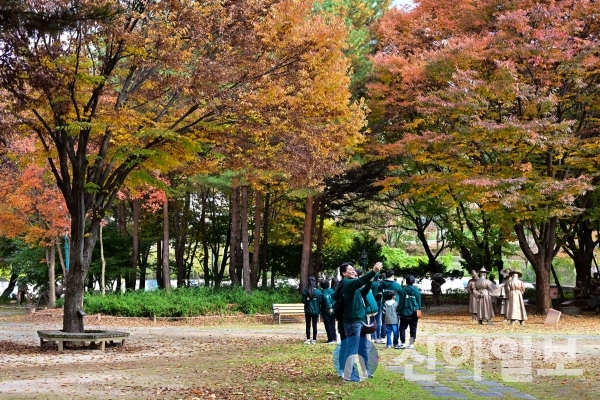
[216,228,230,288]
[162,199,171,291]
[229,187,241,286]
[129,198,140,290]
[100,224,106,295]
[515,221,561,314]
[562,221,597,297]
[251,191,262,289]
[300,195,314,292]
[115,274,121,293]
[62,207,101,333]
[313,196,325,278]
[200,190,210,287]
[261,193,270,288]
[241,186,251,293]
[46,239,56,307]
[139,242,150,291]
[174,193,191,287]
[0,272,17,300]
[156,240,164,289]
[308,195,320,277]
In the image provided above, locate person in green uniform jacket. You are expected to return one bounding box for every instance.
[319,279,336,343]
[397,274,421,349]
[302,276,322,344]
[379,270,404,303]
[334,261,382,381]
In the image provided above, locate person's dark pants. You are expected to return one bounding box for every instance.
[399,316,418,344]
[305,314,318,340]
[323,317,336,342]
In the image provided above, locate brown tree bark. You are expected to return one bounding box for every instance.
[300,195,314,292]
[313,197,326,278]
[0,272,17,300]
[46,240,56,307]
[515,220,564,314]
[200,189,211,287]
[229,187,241,286]
[251,191,262,289]
[174,192,191,288]
[261,193,271,288]
[129,198,140,290]
[156,239,164,289]
[241,186,251,293]
[162,200,171,291]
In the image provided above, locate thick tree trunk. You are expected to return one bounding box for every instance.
[62,213,101,333]
[308,195,320,278]
[300,195,314,292]
[251,191,262,289]
[0,272,18,300]
[563,222,596,296]
[515,223,556,314]
[229,187,241,286]
[241,186,251,293]
[46,240,56,307]
[261,193,270,288]
[162,200,171,291]
[313,197,325,278]
[129,198,140,290]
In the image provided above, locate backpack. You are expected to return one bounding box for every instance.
[321,291,334,315]
[404,289,419,314]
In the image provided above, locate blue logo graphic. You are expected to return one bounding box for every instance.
[332,337,379,382]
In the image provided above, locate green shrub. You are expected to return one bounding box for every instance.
[83,286,301,317]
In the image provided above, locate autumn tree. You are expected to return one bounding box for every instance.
[371,0,600,313]
[0,0,365,331]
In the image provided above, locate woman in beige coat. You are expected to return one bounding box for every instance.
[505,270,528,325]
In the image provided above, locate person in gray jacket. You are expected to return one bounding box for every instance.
[382,290,399,348]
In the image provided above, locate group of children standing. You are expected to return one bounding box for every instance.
[301,268,422,350]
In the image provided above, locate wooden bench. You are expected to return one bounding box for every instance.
[272,303,312,324]
[38,330,130,352]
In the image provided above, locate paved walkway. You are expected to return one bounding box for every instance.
[387,348,536,399]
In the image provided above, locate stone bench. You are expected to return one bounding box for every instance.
[37,330,130,352]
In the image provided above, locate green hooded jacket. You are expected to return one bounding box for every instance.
[302,288,322,316]
[397,284,422,318]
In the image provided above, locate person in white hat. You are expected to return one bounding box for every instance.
[467,270,478,323]
[473,267,495,324]
[505,270,528,325]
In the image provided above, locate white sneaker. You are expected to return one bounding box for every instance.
[398,343,406,349]
[407,344,415,349]
[311,340,316,344]
[304,339,311,344]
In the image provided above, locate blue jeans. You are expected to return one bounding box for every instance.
[341,322,369,381]
[385,323,399,347]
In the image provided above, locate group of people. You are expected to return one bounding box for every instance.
[301,262,422,382]
[467,267,528,325]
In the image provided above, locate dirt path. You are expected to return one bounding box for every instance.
[1,307,600,399]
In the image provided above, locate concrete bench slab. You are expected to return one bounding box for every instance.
[38,330,130,352]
